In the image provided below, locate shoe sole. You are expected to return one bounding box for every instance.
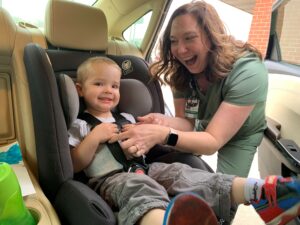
[266,202,300,225]
[163,192,219,225]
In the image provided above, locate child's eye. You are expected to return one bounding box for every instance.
[112,84,119,89]
[94,82,103,86]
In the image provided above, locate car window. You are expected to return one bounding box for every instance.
[265,0,300,76]
[270,0,300,65]
[1,0,95,29]
[123,11,152,48]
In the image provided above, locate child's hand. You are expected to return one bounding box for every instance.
[93,123,119,143]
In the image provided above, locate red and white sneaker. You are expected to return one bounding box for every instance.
[163,192,219,225]
[252,176,300,225]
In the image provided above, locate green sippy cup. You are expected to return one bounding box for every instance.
[0,162,36,225]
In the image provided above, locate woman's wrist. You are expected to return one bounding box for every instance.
[163,127,178,146]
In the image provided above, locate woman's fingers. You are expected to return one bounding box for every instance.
[137,114,154,124]
[125,144,145,157]
[122,124,135,131]
[109,124,155,157]
[108,131,126,143]
[138,113,167,126]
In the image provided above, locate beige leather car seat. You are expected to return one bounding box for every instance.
[107,36,143,57]
[0,8,16,146]
[0,7,47,174]
[0,7,62,225]
[45,0,107,51]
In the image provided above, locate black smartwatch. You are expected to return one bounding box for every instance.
[165,128,178,146]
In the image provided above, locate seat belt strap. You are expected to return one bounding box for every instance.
[77,112,149,173]
[111,111,131,129]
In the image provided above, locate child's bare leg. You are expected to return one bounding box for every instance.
[231,177,247,204]
[138,208,165,225]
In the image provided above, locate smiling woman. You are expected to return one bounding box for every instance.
[0,0,95,29]
[124,1,268,178]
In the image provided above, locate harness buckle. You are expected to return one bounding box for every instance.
[127,163,147,174]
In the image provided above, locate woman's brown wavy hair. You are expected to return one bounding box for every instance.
[150,1,262,92]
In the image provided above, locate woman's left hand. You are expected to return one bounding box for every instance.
[137,113,169,126]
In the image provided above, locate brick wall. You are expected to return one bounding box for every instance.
[248,0,274,57]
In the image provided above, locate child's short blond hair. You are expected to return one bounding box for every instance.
[77,56,121,84]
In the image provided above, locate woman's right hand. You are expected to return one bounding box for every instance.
[137,113,170,126]
[138,113,194,131]
[109,123,170,157]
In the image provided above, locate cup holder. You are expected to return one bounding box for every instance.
[28,208,40,224]
[24,196,55,225]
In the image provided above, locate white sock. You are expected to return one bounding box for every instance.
[244,178,265,202]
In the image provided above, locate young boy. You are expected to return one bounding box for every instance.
[68,56,300,225]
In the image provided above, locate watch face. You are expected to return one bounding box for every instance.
[167,131,178,146]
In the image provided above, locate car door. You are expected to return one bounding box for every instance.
[258,0,300,179]
[258,3,300,224]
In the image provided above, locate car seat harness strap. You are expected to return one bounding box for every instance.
[78,112,149,174]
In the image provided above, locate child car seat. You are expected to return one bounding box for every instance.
[23,1,213,224]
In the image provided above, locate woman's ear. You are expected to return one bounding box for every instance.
[76,83,83,97]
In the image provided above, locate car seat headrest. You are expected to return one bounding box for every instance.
[119,79,153,118]
[57,74,153,128]
[45,0,108,51]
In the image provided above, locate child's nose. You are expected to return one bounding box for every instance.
[104,85,112,92]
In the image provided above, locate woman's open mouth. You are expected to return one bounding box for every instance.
[184,55,197,66]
